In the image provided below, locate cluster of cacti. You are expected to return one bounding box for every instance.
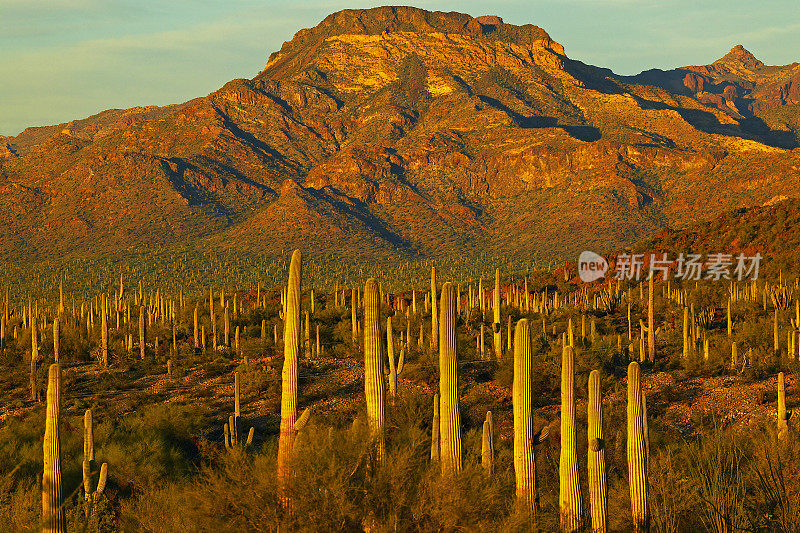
[5,245,800,532]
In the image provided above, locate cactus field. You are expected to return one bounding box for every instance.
[0,251,799,532]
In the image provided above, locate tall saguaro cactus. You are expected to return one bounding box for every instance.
[52,318,60,363]
[351,287,358,345]
[482,411,494,475]
[431,267,439,353]
[560,345,582,531]
[364,278,386,462]
[513,319,547,514]
[277,250,301,497]
[83,408,108,515]
[387,316,397,403]
[30,322,39,401]
[194,306,200,351]
[778,372,791,442]
[494,268,502,359]
[43,364,65,533]
[647,276,655,362]
[439,282,462,475]
[682,307,689,359]
[139,306,146,360]
[101,305,109,367]
[627,362,649,532]
[588,370,607,533]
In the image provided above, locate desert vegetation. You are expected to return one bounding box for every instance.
[1,250,799,532]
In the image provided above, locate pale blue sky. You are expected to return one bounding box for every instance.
[1,0,798,136]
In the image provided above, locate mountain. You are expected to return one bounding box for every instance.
[1,6,799,281]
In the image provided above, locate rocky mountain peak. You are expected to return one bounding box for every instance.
[715,44,763,69]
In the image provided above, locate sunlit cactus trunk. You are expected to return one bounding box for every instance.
[364,278,386,462]
[52,318,60,363]
[778,372,789,442]
[224,306,230,347]
[727,298,732,337]
[101,305,109,367]
[43,364,65,533]
[30,322,39,401]
[627,362,649,532]
[588,370,607,533]
[438,282,462,475]
[351,287,358,345]
[277,250,301,501]
[560,345,582,531]
[82,408,94,513]
[647,276,654,362]
[431,267,439,353]
[774,309,779,356]
[513,319,540,514]
[194,306,200,351]
[482,410,494,475]
[493,268,502,359]
[387,316,397,404]
[682,307,689,359]
[139,306,146,360]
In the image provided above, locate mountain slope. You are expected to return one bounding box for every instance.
[1,6,799,278]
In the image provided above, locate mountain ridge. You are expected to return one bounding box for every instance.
[1,6,799,281]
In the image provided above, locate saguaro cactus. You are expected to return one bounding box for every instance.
[43,364,65,533]
[513,319,548,514]
[482,411,494,475]
[431,267,439,352]
[351,287,358,345]
[439,282,462,474]
[277,250,301,496]
[627,362,649,532]
[225,371,254,450]
[727,299,733,337]
[30,323,39,401]
[493,268,502,359]
[83,409,108,515]
[682,307,689,359]
[194,306,200,351]
[387,316,397,403]
[774,309,779,356]
[588,370,607,533]
[101,306,109,367]
[364,278,387,462]
[52,318,60,363]
[139,306,146,360]
[778,372,791,442]
[560,345,582,531]
[647,276,655,362]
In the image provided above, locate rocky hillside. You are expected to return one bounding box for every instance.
[628,197,800,278]
[1,6,799,277]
